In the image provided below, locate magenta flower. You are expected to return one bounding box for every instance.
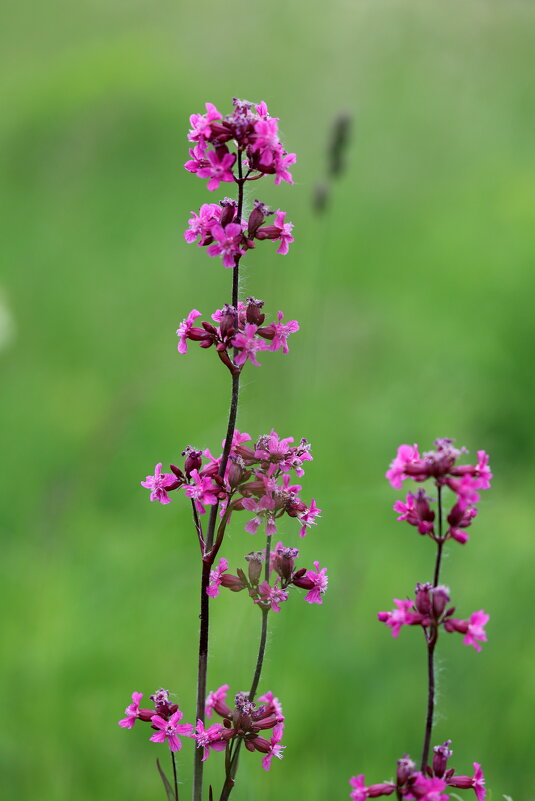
[448,763,486,801]
[184,203,221,245]
[474,450,492,489]
[253,117,281,153]
[118,691,143,729]
[149,709,194,752]
[257,690,283,719]
[207,223,244,268]
[255,100,269,118]
[298,498,321,537]
[232,323,268,367]
[205,684,231,719]
[184,469,219,514]
[197,148,236,191]
[207,558,229,598]
[274,209,294,254]
[393,489,435,536]
[464,611,489,652]
[176,309,202,354]
[303,561,329,605]
[377,599,417,638]
[273,148,296,185]
[256,580,289,612]
[193,719,228,761]
[141,463,178,504]
[386,443,421,489]
[261,723,285,770]
[188,102,222,142]
[184,142,208,174]
[268,311,300,354]
[410,774,450,800]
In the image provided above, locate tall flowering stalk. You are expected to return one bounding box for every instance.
[346,438,492,801]
[119,98,326,801]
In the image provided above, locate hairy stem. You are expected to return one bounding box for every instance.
[219,535,272,801]
[420,484,444,772]
[192,151,245,801]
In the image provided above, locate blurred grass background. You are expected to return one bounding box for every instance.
[1,0,535,798]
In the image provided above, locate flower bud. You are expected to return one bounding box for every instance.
[245,551,264,584]
[245,296,265,325]
[415,582,433,616]
[432,740,453,778]
[220,573,247,592]
[219,304,237,339]
[219,198,237,226]
[228,456,246,489]
[396,755,415,785]
[432,585,450,619]
[182,446,202,477]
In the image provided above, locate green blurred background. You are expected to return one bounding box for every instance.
[1,0,534,798]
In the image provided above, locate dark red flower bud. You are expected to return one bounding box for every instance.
[245,551,264,584]
[245,297,265,325]
[220,573,247,592]
[432,585,450,618]
[182,446,202,477]
[138,708,156,722]
[170,464,185,481]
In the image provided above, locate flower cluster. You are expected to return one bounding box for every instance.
[378,583,489,651]
[184,199,294,268]
[207,541,328,609]
[141,430,321,539]
[185,99,296,188]
[118,689,193,753]
[387,439,492,545]
[349,743,485,801]
[176,299,299,374]
[201,685,285,771]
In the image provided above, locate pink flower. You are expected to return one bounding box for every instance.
[303,561,329,605]
[261,723,285,770]
[149,709,194,752]
[409,774,450,800]
[184,203,221,245]
[350,774,368,801]
[207,558,229,598]
[118,691,143,729]
[176,309,202,354]
[257,690,283,719]
[253,117,281,153]
[448,763,486,801]
[205,684,231,719]
[141,463,178,504]
[193,719,227,761]
[256,580,289,612]
[393,490,435,535]
[255,100,269,118]
[274,209,294,254]
[207,223,244,268]
[273,148,296,185]
[298,498,321,537]
[474,451,492,489]
[255,430,294,461]
[197,148,236,191]
[268,312,300,353]
[184,469,219,514]
[232,324,268,367]
[184,142,208,174]
[378,599,417,638]
[386,444,421,489]
[188,102,222,142]
[464,611,489,652]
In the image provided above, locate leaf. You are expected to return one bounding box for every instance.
[156,758,176,801]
